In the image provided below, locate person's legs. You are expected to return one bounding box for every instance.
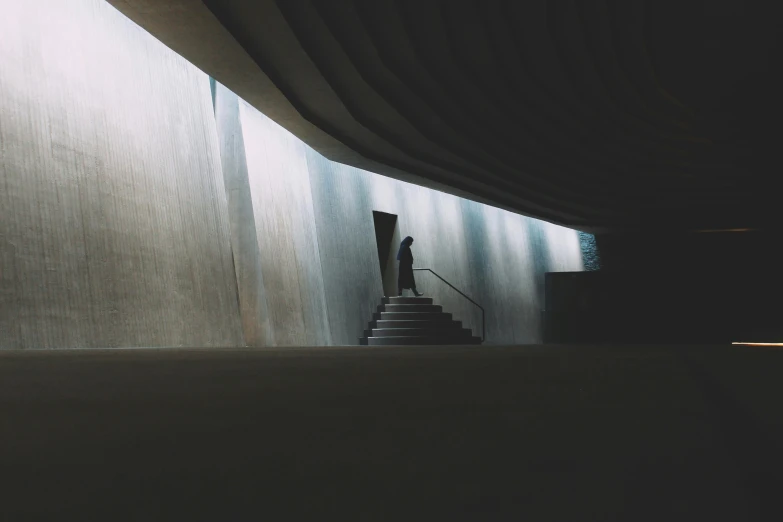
[410,273,420,297]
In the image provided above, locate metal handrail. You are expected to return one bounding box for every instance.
[413,268,485,342]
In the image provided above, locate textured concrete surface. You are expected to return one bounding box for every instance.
[215,88,582,346]
[214,81,274,347]
[1,344,780,520]
[1,0,582,349]
[0,0,243,349]
[240,100,332,346]
[307,133,583,344]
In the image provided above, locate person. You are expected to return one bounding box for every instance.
[396,236,423,297]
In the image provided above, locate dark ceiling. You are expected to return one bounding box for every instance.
[110,0,782,232]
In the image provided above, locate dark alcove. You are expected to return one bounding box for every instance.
[372,211,401,297]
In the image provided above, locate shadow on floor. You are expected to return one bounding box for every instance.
[1,344,781,521]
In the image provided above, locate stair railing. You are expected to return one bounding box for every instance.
[413,268,485,342]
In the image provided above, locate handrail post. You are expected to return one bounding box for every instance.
[413,268,485,342]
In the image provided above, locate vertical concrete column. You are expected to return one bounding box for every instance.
[213,83,275,346]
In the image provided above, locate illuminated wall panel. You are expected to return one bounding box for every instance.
[0,0,584,348]
[304,138,585,344]
[213,82,274,347]
[292,94,584,343]
[0,0,243,348]
[238,100,332,346]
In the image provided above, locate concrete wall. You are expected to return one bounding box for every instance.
[219,88,584,345]
[0,0,243,349]
[0,0,584,349]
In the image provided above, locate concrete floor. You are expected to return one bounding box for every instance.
[1,344,782,521]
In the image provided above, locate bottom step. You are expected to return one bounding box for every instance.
[367,336,482,346]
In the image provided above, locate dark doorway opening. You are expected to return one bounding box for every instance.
[372,211,401,297]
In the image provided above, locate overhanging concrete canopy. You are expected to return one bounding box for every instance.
[106,0,783,232]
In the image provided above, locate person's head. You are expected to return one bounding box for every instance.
[403,236,414,247]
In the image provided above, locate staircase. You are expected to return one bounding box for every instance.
[359,296,483,346]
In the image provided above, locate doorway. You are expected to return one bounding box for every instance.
[372,211,401,297]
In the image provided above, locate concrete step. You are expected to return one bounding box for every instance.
[375,320,462,329]
[380,312,452,321]
[367,336,482,346]
[384,304,442,313]
[362,298,480,347]
[372,328,473,337]
[387,297,433,305]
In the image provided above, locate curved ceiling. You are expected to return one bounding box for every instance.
[108,0,782,232]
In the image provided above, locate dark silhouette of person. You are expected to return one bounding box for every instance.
[396,236,423,297]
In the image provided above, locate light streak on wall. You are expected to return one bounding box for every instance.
[0,0,586,348]
[0,0,243,349]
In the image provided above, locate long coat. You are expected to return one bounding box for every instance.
[397,246,416,289]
